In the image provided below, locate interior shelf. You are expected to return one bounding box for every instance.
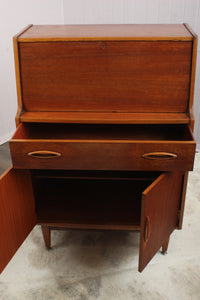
[31,170,161,180]
[33,173,156,230]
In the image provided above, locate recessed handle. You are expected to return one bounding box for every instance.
[142,152,178,160]
[144,216,150,243]
[27,150,61,159]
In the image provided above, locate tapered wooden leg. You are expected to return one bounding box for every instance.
[41,226,51,249]
[161,237,170,255]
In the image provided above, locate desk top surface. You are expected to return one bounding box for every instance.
[18,24,193,42]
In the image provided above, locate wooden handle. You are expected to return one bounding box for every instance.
[27,150,61,159]
[144,216,150,243]
[142,152,178,160]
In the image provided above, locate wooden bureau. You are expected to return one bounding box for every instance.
[0,24,197,273]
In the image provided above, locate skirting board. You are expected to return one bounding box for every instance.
[0,131,14,145]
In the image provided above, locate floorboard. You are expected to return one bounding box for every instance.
[0,142,12,175]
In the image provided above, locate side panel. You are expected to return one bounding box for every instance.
[19,41,192,113]
[13,25,33,126]
[139,172,183,272]
[0,168,36,273]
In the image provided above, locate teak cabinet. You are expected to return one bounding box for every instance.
[0,24,197,273]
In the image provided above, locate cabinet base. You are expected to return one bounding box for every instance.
[40,226,171,257]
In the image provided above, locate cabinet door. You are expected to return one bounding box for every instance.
[139,172,183,272]
[0,167,36,273]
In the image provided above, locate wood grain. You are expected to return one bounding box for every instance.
[31,169,160,181]
[11,123,194,140]
[9,24,197,272]
[139,172,183,272]
[38,222,140,231]
[177,171,189,229]
[33,176,149,230]
[161,237,170,254]
[184,23,198,131]
[27,150,62,159]
[10,124,195,171]
[19,41,192,113]
[18,24,193,42]
[0,167,36,273]
[13,24,33,126]
[41,226,51,248]
[20,111,190,124]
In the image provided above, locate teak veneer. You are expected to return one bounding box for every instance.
[0,24,197,273]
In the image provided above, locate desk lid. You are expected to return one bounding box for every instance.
[18,24,193,42]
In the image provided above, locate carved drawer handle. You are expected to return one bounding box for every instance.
[144,216,150,243]
[142,152,178,160]
[27,151,61,159]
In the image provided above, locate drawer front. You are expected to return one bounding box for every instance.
[9,140,195,171]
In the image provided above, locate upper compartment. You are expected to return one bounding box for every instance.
[14,24,196,124]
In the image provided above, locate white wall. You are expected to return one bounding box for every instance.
[0,0,63,144]
[63,0,200,146]
[0,0,200,146]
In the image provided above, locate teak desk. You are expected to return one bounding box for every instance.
[0,24,197,273]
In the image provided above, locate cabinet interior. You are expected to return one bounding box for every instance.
[32,170,161,230]
[13,123,193,141]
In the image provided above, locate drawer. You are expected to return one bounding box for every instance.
[9,123,196,171]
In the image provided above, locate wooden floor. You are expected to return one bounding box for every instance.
[0,142,12,175]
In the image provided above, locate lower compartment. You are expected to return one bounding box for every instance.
[32,170,159,230]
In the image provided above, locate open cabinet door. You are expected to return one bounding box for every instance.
[0,167,36,273]
[139,172,183,272]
